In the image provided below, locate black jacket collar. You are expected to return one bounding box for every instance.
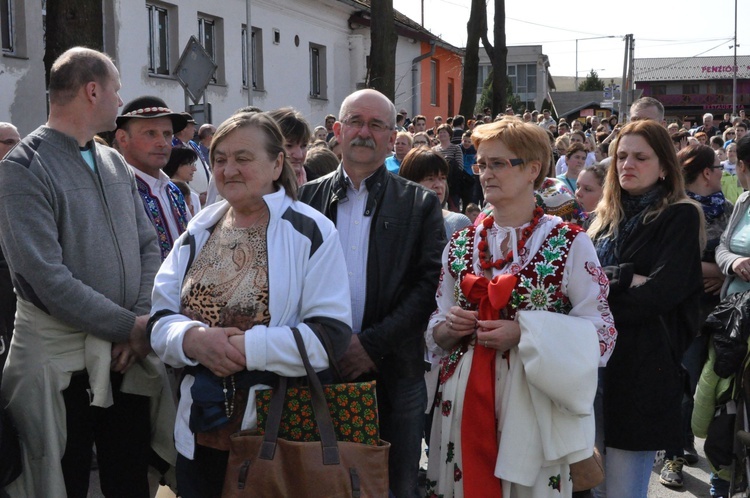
[332,164,389,217]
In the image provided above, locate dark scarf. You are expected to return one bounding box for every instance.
[595,185,665,267]
[686,190,726,222]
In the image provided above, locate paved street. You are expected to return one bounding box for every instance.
[87,437,746,497]
[645,438,746,498]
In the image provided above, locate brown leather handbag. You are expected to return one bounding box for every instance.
[222,328,390,497]
[570,447,605,492]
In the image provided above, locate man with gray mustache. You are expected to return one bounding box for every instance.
[299,89,445,497]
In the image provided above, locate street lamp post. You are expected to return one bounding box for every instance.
[732,0,738,116]
[575,36,617,90]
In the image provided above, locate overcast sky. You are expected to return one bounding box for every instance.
[392,0,747,80]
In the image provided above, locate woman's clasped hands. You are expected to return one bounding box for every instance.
[442,305,521,352]
[183,326,247,377]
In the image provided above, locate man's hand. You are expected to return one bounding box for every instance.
[339,334,377,381]
[111,314,152,373]
[183,326,246,377]
[704,276,724,295]
[111,342,137,373]
[129,314,151,359]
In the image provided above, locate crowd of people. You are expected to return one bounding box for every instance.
[2,46,750,498]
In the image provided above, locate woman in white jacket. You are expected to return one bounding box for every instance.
[148,111,352,497]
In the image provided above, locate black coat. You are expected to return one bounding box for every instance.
[598,202,703,450]
[298,165,446,379]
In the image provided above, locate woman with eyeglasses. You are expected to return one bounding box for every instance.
[412,132,431,148]
[723,127,736,147]
[669,145,733,493]
[424,117,616,497]
[588,120,704,496]
[398,148,471,240]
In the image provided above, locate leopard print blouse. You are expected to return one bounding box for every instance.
[181,211,271,330]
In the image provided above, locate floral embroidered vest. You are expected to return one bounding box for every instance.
[439,220,583,383]
[135,176,190,260]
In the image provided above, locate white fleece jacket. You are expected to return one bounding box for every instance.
[150,187,352,459]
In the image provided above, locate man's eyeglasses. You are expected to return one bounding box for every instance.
[472,157,525,174]
[0,139,18,146]
[342,118,393,133]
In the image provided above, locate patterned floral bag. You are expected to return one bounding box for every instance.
[256,380,380,446]
[223,329,389,497]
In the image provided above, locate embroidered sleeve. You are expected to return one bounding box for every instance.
[562,231,617,366]
[425,228,474,360]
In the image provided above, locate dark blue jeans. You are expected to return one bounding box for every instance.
[377,375,427,498]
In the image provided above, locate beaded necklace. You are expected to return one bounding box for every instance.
[477,206,544,270]
[223,375,236,418]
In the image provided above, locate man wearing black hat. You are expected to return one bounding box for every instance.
[0,47,170,497]
[115,96,191,260]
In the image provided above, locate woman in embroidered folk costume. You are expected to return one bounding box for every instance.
[424,117,617,497]
[588,120,704,497]
[148,112,352,497]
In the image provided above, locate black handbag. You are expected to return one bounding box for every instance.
[705,400,737,469]
[0,403,21,487]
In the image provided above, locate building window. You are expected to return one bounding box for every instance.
[651,84,667,96]
[198,16,216,83]
[430,59,438,106]
[147,4,170,75]
[683,83,700,94]
[241,26,248,87]
[1,0,13,53]
[309,43,326,99]
[241,26,263,90]
[476,65,491,94]
[508,63,537,97]
[716,81,732,94]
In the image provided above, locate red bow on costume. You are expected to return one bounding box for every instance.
[460,273,518,321]
[459,272,517,497]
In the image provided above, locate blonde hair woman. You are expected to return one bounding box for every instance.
[425,117,616,497]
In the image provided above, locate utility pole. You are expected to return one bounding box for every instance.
[618,34,633,120]
[627,35,635,119]
[732,0,738,116]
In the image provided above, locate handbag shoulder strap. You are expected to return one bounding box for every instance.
[307,321,344,382]
[260,327,340,465]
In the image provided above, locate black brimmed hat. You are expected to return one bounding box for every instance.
[116,96,188,133]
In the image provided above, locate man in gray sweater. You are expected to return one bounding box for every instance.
[0,47,164,497]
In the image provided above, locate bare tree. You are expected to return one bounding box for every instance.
[43,0,103,86]
[368,0,397,101]
[489,0,507,117]
[458,0,485,117]
[477,1,508,117]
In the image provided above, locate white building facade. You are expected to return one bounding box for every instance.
[476,45,554,112]
[0,0,429,135]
